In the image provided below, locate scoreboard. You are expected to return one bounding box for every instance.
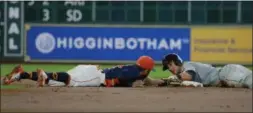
[1,1,251,62]
[1,1,24,61]
[1,1,93,61]
[25,1,93,23]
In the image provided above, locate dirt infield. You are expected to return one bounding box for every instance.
[1,80,252,112]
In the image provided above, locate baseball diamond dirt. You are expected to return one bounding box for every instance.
[1,79,252,112]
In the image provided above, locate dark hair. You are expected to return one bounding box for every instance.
[162,53,183,71]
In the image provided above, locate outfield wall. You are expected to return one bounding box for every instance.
[1,24,252,65]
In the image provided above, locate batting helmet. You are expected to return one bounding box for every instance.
[136,55,155,71]
[162,53,183,71]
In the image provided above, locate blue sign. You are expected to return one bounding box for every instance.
[26,25,190,62]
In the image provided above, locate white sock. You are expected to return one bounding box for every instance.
[41,70,48,79]
[11,73,21,80]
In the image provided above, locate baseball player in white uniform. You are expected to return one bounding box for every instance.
[161,53,252,89]
[2,64,106,87]
[3,56,156,88]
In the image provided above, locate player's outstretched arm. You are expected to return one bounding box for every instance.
[143,77,166,86]
[178,71,193,81]
[132,77,165,87]
[132,80,145,87]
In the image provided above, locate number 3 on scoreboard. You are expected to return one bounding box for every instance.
[42,9,50,22]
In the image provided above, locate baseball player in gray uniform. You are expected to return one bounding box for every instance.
[161,53,252,89]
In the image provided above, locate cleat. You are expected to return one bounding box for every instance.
[2,76,11,85]
[3,65,24,85]
[37,68,46,87]
[6,64,24,80]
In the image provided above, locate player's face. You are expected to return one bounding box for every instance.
[167,61,179,75]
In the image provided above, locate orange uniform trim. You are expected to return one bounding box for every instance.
[105,78,120,87]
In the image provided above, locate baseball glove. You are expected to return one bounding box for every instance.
[158,76,182,87]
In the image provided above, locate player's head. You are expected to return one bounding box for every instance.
[136,55,155,74]
[162,53,183,74]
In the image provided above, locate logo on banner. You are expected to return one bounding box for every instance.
[35,32,56,54]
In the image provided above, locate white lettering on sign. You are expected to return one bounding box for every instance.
[85,37,96,49]
[4,2,23,56]
[64,1,85,6]
[10,1,18,4]
[42,9,50,21]
[7,5,21,51]
[68,37,73,49]
[9,7,19,19]
[158,39,169,50]
[8,22,19,34]
[74,37,84,49]
[35,32,190,54]
[27,1,35,6]
[66,9,82,22]
[126,38,138,50]
[42,1,50,6]
[103,38,113,49]
[97,38,102,49]
[137,38,146,50]
[57,37,67,49]
[8,38,18,50]
[115,38,124,49]
[147,39,157,50]
[170,38,182,50]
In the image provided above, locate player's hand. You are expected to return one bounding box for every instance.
[158,76,182,87]
[180,81,203,87]
[132,80,145,88]
[163,75,181,82]
[168,75,179,81]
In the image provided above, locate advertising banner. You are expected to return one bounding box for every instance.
[191,27,252,64]
[26,25,190,63]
